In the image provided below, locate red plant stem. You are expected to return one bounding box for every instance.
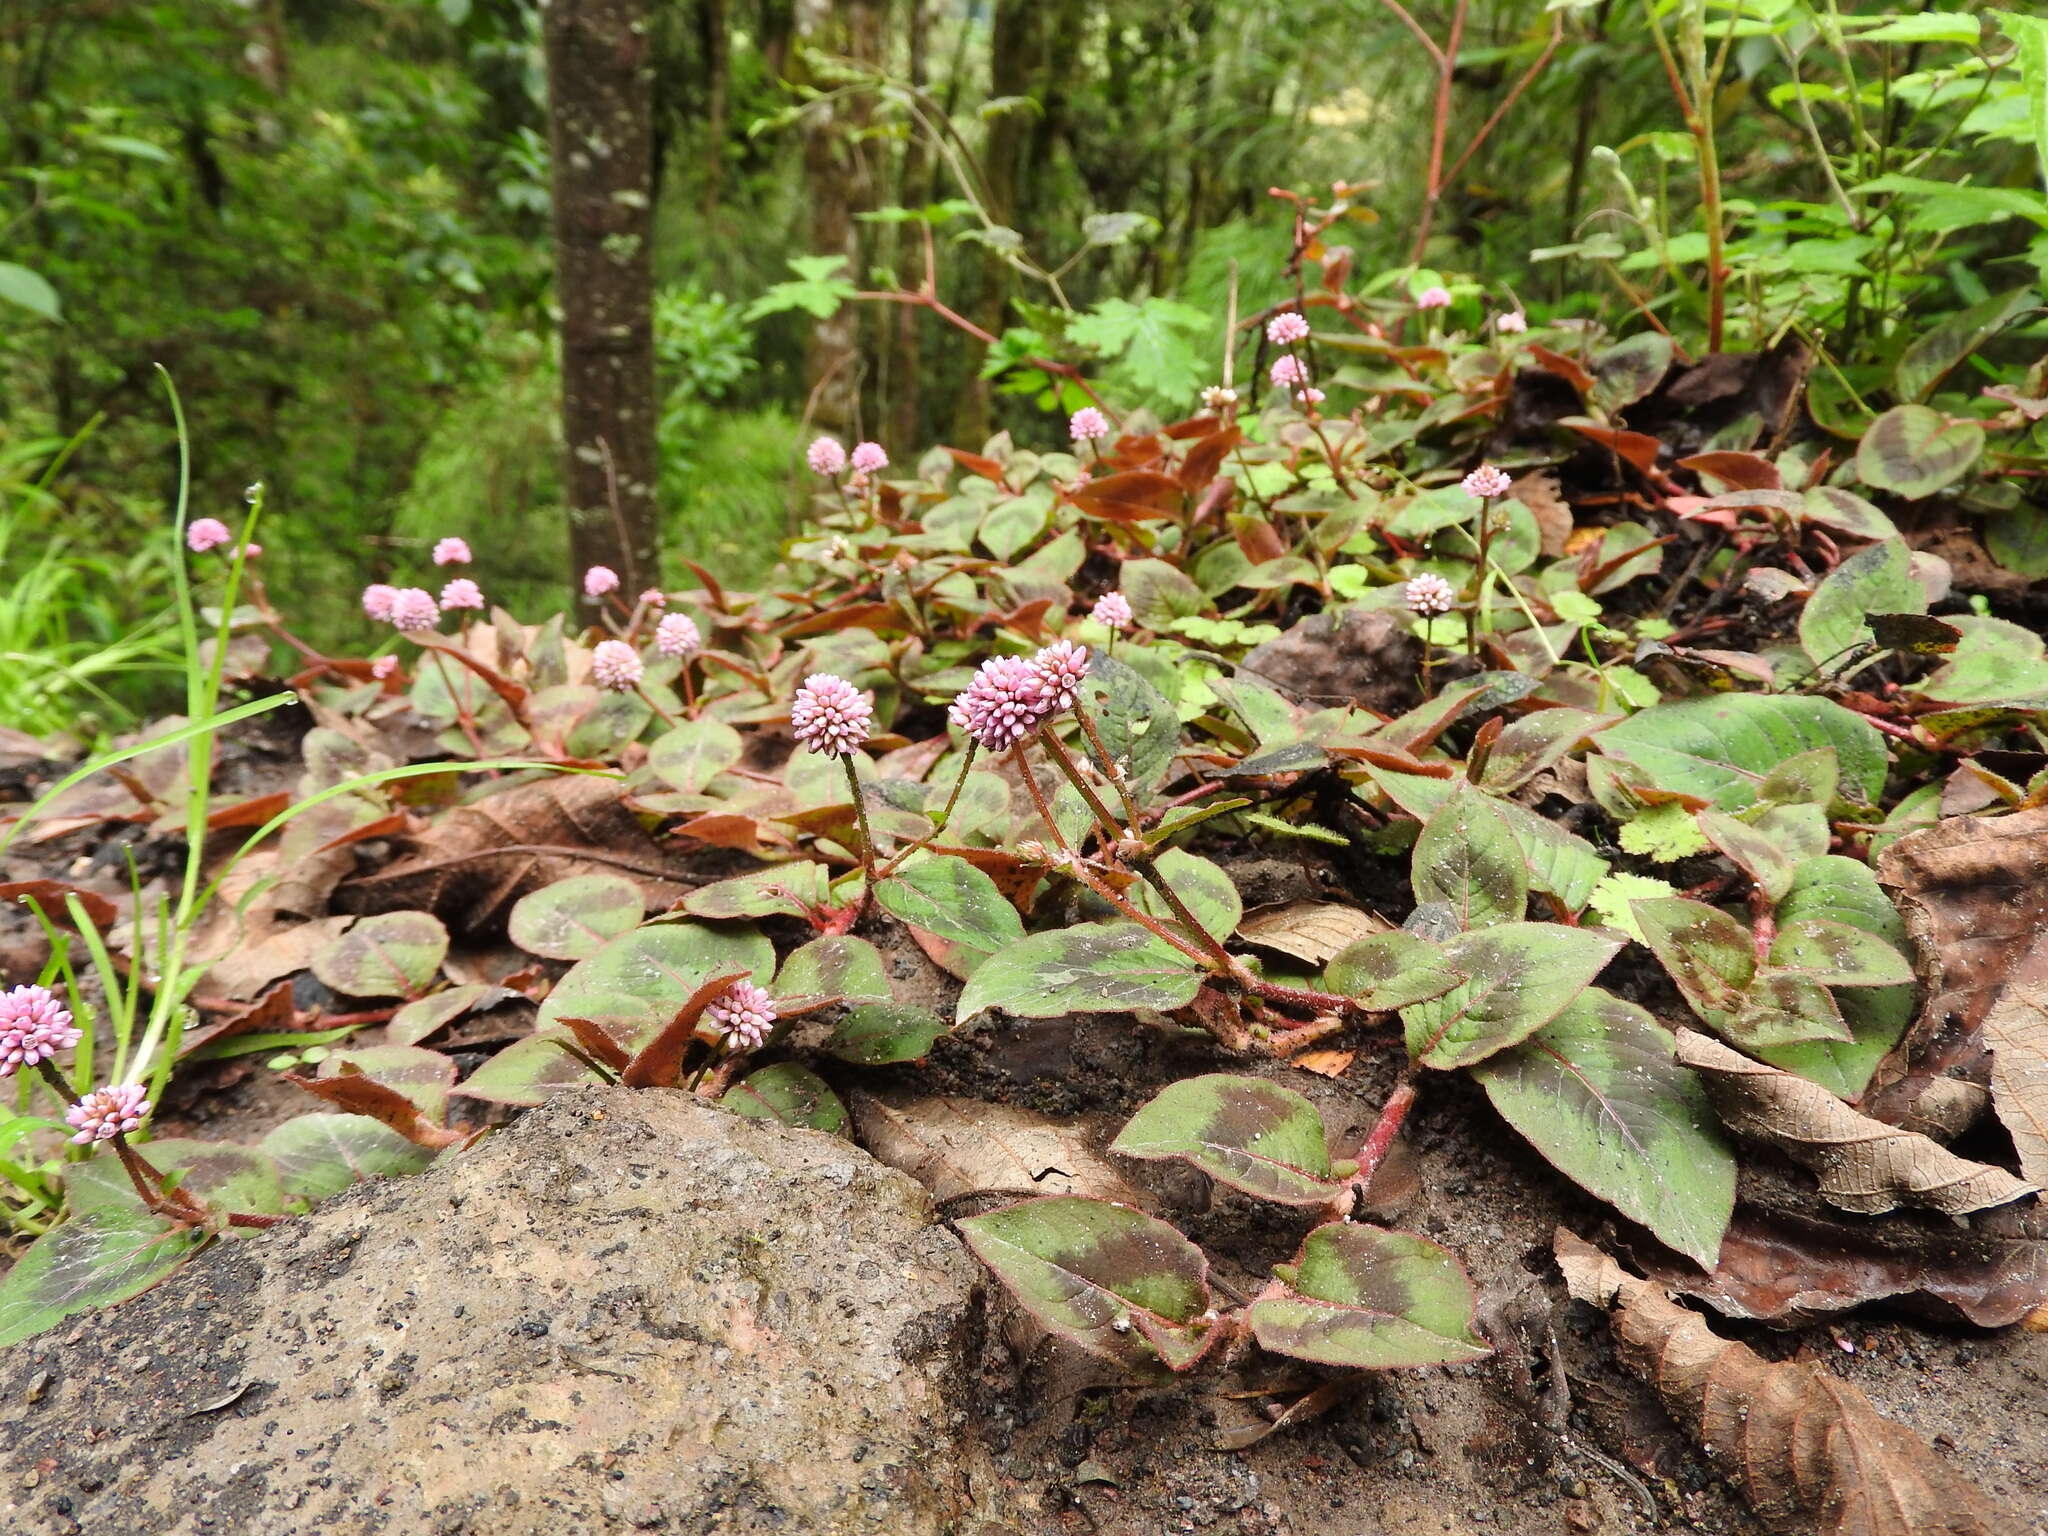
[1009,745,1217,970]
[1037,730,1125,846]
[840,755,878,921]
[680,663,699,719]
[1384,0,1467,263]
[1351,1077,1418,1189]
[633,682,681,729]
[1438,16,1565,191]
[878,742,980,878]
[1071,700,1143,831]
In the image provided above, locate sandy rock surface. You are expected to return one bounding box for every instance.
[0,1086,991,1535]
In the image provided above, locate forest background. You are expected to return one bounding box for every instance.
[1,0,2043,739]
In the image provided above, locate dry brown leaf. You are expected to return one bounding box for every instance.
[334,773,692,937]
[850,1090,1152,1207]
[1675,1031,2037,1216]
[1235,900,1390,965]
[1982,987,2048,1188]
[1878,807,2048,1034]
[1555,1230,2026,1536]
[1509,469,1573,557]
[1627,1209,2048,1329]
[1290,1049,1356,1078]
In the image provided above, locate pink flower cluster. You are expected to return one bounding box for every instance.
[1404,573,1456,616]
[1069,406,1111,444]
[1267,311,1310,346]
[389,588,439,632]
[433,537,472,565]
[1270,355,1308,389]
[186,518,232,553]
[791,673,874,757]
[1090,591,1133,631]
[1416,285,1453,310]
[584,565,620,598]
[850,441,888,475]
[948,641,1092,752]
[1462,464,1512,499]
[0,984,80,1077]
[1494,311,1528,334]
[807,436,847,476]
[439,578,484,612]
[655,613,702,658]
[590,639,644,692]
[66,1083,151,1145]
[708,980,777,1051]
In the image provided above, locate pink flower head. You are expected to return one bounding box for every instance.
[707,979,778,1052]
[186,518,231,553]
[655,613,702,658]
[1267,311,1310,346]
[806,436,848,477]
[371,655,399,681]
[432,537,472,566]
[1296,388,1326,407]
[438,577,484,611]
[240,543,262,559]
[583,565,620,599]
[1270,354,1308,388]
[1069,406,1111,444]
[590,639,644,692]
[1090,591,1133,631]
[1462,464,1512,499]
[949,655,1053,752]
[849,441,888,475]
[1494,310,1528,334]
[361,583,399,622]
[1416,285,1453,310]
[389,588,439,632]
[791,673,873,757]
[1032,640,1091,712]
[1405,573,1456,616]
[639,588,667,608]
[1201,385,1239,413]
[65,1083,151,1145]
[0,984,80,1077]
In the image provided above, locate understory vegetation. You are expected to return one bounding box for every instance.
[1,3,2047,1528]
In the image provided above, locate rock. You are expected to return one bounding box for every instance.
[1238,607,1418,714]
[0,1086,987,1535]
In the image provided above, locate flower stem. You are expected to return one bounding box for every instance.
[1071,698,1144,831]
[878,741,978,878]
[1037,729,1124,847]
[840,755,878,921]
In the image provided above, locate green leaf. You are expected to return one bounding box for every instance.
[874,852,1025,980]
[258,1114,437,1201]
[1589,332,1674,415]
[744,255,857,321]
[1492,797,1608,912]
[1632,897,1756,1017]
[825,1003,950,1064]
[1893,288,2037,402]
[451,1032,604,1107]
[2000,10,2048,185]
[1800,539,1925,669]
[1474,990,1735,1267]
[1110,1074,1344,1205]
[1118,558,1207,629]
[1597,694,1888,810]
[387,983,497,1046]
[957,1196,1213,1370]
[1249,1223,1489,1369]
[1698,810,1798,902]
[683,864,831,920]
[0,261,61,321]
[1133,850,1243,942]
[507,874,645,960]
[1768,918,1916,986]
[1728,971,1853,1047]
[537,921,773,1049]
[1754,855,1914,1096]
[1324,932,1464,1010]
[1801,485,1898,541]
[0,1208,202,1349]
[1411,790,1528,929]
[1853,12,1982,44]
[311,911,449,998]
[1618,801,1711,862]
[647,718,744,793]
[1401,924,1622,1070]
[1082,654,1182,788]
[773,934,892,1003]
[1856,404,1985,499]
[955,922,1204,1023]
[721,1063,850,1134]
[1986,507,2048,579]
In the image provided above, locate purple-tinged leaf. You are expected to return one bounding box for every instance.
[1110,1074,1345,1205]
[1249,1222,1489,1369]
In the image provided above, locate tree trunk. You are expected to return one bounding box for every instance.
[544,0,660,603]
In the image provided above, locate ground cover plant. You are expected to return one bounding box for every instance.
[1,5,2048,1530]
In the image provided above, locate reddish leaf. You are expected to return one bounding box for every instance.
[618,970,752,1088]
[1679,451,1781,491]
[555,1015,632,1073]
[282,1066,465,1149]
[1177,426,1242,491]
[1562,418,1664,474]
[206,792,291,831]
[1527,344,1595,395]
[0,880,119,930]
[944,448,1009,483]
